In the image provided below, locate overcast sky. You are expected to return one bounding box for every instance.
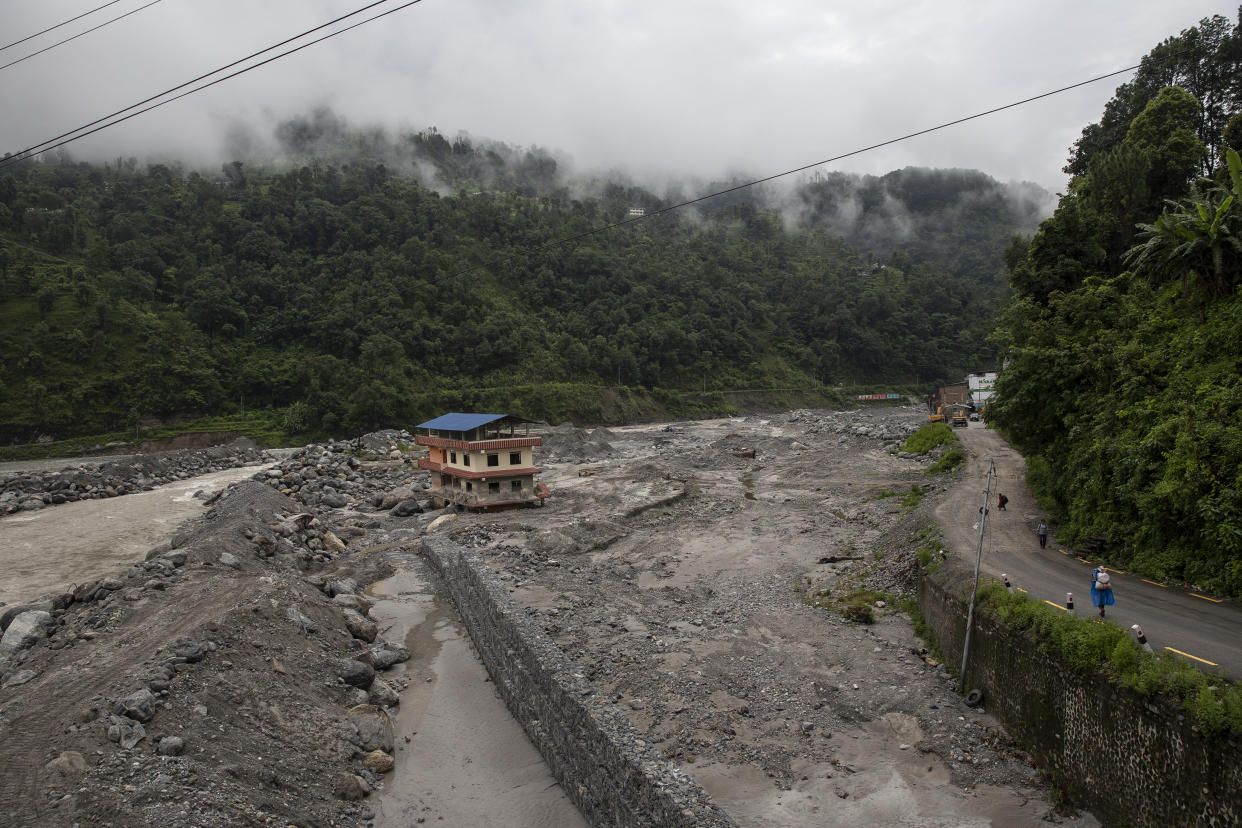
[2,1,1236,193]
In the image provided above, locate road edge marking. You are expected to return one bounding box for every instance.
[1164,646,1218,667]
[1191,593,1223,603]
[1043,600,1068,612]
[1141,579,1166,588]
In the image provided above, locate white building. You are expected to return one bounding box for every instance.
[966,372,997,408]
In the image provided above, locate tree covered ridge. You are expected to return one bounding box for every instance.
[0,128,1037,442]
[992,9,1242,595]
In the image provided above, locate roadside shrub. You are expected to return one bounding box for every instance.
[976,585,1242,738]
[902,422,958,454]
[928,446,965,474]
[843,602,875,624]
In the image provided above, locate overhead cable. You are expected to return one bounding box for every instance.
[0,0,164,72]
[0,0,414,168]
[441,60,1152,284]
[0,0,123,52]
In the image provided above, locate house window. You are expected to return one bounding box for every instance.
[487,453,499,467]
[463,454,471,466]
[466,481,473,492]
[489,481,500,493]
[509,452,522,465]
[450,451,457,463]
[511,480,522,492]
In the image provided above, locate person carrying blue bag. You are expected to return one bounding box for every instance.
[1091,567,1115,618]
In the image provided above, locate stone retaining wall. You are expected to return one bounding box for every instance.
[419,535,735,828]
[918,556,1242,827]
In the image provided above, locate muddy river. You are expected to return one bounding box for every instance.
[0,464,263,606]
[367,568,586,826]
[0,460,585,824]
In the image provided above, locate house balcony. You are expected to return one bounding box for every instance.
[415,435,542,451]
[418,459,541,479]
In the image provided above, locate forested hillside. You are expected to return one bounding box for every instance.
[0,124,1041,443]
[991,9,1242,595]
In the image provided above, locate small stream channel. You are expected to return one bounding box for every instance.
[366,563,587,827]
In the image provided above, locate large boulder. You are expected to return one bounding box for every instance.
[342,609,377,643]
[113,688,159,722]
[338,659,375,689]
[0,610,52,656]
[364,640,410,670]
[347,704,394,752]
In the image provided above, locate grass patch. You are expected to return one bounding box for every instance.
[976,585,1242,740]
[0,409,306,461]
[805,585,906,625]
[901,422,958,454]
[927,446,965,474]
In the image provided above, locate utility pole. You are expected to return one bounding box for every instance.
[960,456,996,693]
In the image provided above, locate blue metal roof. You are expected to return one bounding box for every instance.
[416,412,509,432]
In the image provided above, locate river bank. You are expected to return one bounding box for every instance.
[0,411,1099,826]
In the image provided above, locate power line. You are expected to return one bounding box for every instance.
[461,61,1149,277]
[0,0,412,168]
[0,0,123,52]
[0,0,164,72]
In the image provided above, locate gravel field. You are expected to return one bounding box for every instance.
[0,411,1100,826]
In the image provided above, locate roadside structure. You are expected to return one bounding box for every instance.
[415,412,548,511]
[966,372,997,411]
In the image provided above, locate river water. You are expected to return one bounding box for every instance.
[0,458,586,824]
[367,567,586,827]
[0,464,264,606]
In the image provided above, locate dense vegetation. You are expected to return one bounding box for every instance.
[0,120,1041,443]
[977,582,1242,739]
[991,9,1242,595]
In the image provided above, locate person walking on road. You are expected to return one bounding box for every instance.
[997,492,1008,511]
[1091,567,1115,618]
[1036,519,1048,549]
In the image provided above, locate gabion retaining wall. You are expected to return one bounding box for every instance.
[419,535,735,828]
[918,556,1242,827]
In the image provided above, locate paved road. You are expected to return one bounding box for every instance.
[934,422,1242,681]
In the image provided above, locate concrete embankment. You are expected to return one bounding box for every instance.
[918,555,1242,827]
[420,533,737,827]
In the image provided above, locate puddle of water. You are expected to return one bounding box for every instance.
[367,566,587,828]
[0,464,265,605]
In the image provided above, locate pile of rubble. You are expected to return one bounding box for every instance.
[0,438,440,826]
[0,440,268,514]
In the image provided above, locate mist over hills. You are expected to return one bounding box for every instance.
[0,112,1046,442]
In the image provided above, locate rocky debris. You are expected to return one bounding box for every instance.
[0,610,53,657]
[0,416,1068,827]
[334,773,371,801]
[447,406,1063,822]
[342,608,378,642]
[364,640,410,670]
[106,716,146,749]
[0,439,268,515]
[363,749,395,774]
[539,423,618,464]
[0,431,440,827]
[367,677,400,707]
[157,736,185,756]
[113,687,159,722]
[256,440,428,515]
[339,658,376,689]
[44,751,86,778]
[347,704,395,752]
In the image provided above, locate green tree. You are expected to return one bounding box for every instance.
[1126,148,1242,302]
